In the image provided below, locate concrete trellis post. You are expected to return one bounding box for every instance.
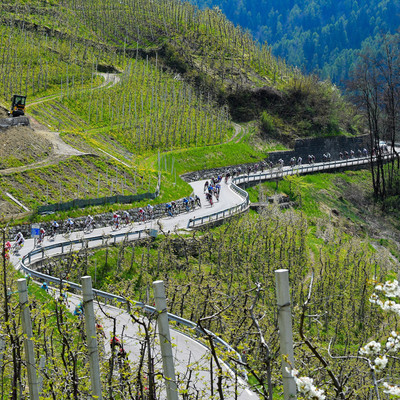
[82,276,103,400]
[153,280,178,400]
[17,278,39,400]
[275,269,297,400]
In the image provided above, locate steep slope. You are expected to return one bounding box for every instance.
[191,0,400,84]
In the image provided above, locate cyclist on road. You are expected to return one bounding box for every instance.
[138,208,145,222]
[206,192,213,206]
[183,197,190,212]
[122,210,130,225]
[51,221,59,237]
[65,218,74,233]
[38,228,46,245]
[85,215,94,230]
[112,213,120,229]
[166,203,173,217]
[146,204,154,219]
[14,232,25,249]
[195,195,201,208]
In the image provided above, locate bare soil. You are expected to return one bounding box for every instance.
[0,106,8,118]
[0,126,53,169]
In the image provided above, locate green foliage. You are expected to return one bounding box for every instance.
[191,0,400,84]
[260,111,276,135]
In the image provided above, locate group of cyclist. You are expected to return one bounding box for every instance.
[165,195,201,217]
[203,178,222,206]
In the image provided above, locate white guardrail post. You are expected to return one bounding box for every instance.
[82,276,103,400]
[17,278,39,400]
[153,281,179,400]
[275,269,297,400]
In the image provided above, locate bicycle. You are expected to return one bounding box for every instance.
[48,227,57,240]
[83,222,94,234]
[111,219,120,231]
[63,223,73,238]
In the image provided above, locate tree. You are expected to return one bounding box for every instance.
[348,33,400,203]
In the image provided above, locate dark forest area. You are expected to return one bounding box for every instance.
[191,0,400,84]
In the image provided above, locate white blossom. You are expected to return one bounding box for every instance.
[359,341,381,356]
[381,280,400,298]
[373,355,388,372]
[386,332,400,352]
[286,367,326,400]
[383,382,400,396]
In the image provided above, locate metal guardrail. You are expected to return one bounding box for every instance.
[18,232,246,377]
[233,153,397,185]
[186,152,397,229]
[187,182,250,228]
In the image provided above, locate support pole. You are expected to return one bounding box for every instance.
[275,269,297,400]
[82,276,103,400]
[17,278,39,400]
[153,280,178,400]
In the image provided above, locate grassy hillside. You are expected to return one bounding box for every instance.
[0,0,360,218]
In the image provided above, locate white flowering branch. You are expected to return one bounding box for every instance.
[286,367,326,400]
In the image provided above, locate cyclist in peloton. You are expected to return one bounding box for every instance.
[14,232,25,253]
[85,215,94,230]
[65,218,74,233]
[183,197,190,212]
[112,213,120,229]
[122,210,130,225]
[50,221,59,237]
[138,208,145,222]
[165,203,173,217]
[38,227,46,245]
[146,204,154,219]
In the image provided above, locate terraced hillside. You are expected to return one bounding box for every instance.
[0,0,358,220]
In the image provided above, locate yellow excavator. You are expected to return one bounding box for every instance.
[8,94,27,117]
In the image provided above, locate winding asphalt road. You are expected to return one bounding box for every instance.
[10,178,257,399]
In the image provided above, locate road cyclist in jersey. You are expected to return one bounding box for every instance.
[137,208,145,223]
[121,210,131,227]
[49,221,59,240]
[194,195,201,208]
[112,213,121,230]
[84,215,94,234]
[146,204,154,220]
[165,202,173,217]
[12,232,25,254]
[205,192,213,207]
[63,218,74,238]
[188,196,195,210]
[183,197,190,212]
[36,227,46,247]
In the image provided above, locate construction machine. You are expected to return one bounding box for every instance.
[8,94,27,117]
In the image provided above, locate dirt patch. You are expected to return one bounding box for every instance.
[0,200,20,215]
[0,106,8,118]
[0,126,53,169]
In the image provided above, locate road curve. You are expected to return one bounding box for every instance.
[10,178,258,399]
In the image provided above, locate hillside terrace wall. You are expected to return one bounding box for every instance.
[181,134,370,182]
